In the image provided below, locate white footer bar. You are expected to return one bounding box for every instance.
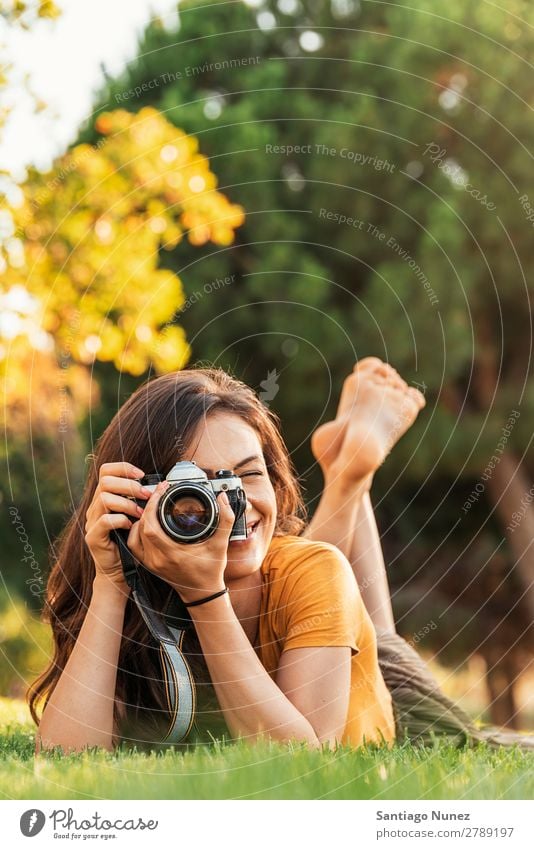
[3,800,531,848]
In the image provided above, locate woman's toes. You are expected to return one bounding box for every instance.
[353,356,384,374]
[378,363,404,388]
[373,362,392,379]
[391,369,407,390]
[313,360,426,480]
[354,359,411,389]
[406,387,426,409]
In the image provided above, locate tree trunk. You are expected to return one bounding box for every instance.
[485,451,534,623]
[469,322,534,623]
[468,332,533,726]
[483,647,520,729]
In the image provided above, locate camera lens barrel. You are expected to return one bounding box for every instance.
[158,483,218,543]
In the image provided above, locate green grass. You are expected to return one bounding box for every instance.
[1,699,532,800]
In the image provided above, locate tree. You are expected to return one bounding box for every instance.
[83,0,533,726]
[3,107,243,377]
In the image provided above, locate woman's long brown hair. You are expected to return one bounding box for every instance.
[27,367,306,747]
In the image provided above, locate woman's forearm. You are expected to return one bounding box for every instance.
[37,577,128,754]
[189,593,321,747]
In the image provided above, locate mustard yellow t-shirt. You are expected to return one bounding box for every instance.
[257,535,396,747]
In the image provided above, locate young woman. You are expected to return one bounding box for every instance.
[28,358,531,753]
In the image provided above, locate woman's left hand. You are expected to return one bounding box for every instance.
[127,481,235,603]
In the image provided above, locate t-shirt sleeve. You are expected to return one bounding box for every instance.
[280,542,363,655]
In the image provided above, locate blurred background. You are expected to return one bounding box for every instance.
[1,0,533,731]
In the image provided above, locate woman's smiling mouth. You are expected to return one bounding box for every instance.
[229,519,261,545]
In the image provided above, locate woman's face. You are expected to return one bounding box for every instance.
[183,411,278,581]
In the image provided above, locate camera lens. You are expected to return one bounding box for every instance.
[159,485,218,542]
[169,496,211,536]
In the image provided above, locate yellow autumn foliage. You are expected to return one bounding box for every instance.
[0,108,245,420]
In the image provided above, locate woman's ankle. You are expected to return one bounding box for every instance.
[322,469,373,502]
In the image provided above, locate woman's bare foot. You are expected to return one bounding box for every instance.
[311,357,426,487]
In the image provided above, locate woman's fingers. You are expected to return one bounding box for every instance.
[86,512,133,543]
[98,475,152,498]
[85,510,135,535]
[98,513,133,531]
[98,462,145,481]
[97,491,145,519]
[216,492,237,539]
[126,519,144,560]
[83,464,147,588]
[137,481,169,539]
[86,472,152,529]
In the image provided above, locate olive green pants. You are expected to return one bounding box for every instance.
[377,631,534,750]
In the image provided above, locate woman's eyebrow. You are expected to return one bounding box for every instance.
[234,454,262,471]
[200,454,262,476]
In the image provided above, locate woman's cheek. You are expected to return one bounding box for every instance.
[251,486,276,517]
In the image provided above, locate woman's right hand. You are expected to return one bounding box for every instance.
[84,462,152,590]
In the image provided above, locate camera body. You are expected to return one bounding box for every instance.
[138,461,247,544]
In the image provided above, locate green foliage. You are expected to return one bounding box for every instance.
[0,593,51,697]
[2,107,245,378]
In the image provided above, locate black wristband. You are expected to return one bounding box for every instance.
[183,588,229,608]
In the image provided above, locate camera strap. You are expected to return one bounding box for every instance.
[112,529,196,745]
